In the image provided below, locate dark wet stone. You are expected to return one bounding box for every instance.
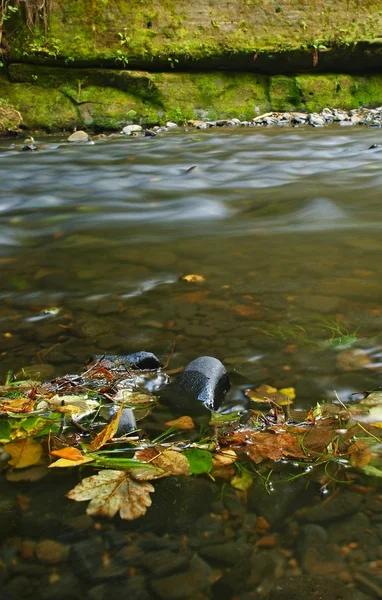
[140,476,218,533]
[142,549,189,576]
[39,574,83,600]
[0,498,20,537]
[160,356,230,413]
[267,575,357,600]
[368,143,381,149]
[326,512,381,561]
[199,542,252,566]
[69,537,127,582]
[149,554,212,599]
[94,351,161,370]
[4,576,36,599]
[297,491,362,523]
[247,471,313,526]
[145,129,157,137]
[297,524,346,576]
[211,558,252,598]
[88,577,150,600]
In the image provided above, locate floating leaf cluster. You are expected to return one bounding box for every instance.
[0,359,381,520]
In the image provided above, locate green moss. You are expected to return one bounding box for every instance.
[297,75,355,111]
[0,74,77,131]
[269,75,301,111]
[7,0,382,63]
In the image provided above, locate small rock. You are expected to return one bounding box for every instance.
[298,491,362,523]
[268,575,357,600]
[67,130,89,143]
[187,120,207,128]
[144,129,157,137]
[149,554,212,600]
[108,407,136,437]
[297,524,346,576]
[336,349,371,371]
[308,114,325,127]
[121,124,142,135]
[166,121,178,128]
[35,539,69,564]
[199,542,252,566]
[142,549,189,576]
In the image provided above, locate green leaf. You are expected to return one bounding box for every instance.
[361,465,382,478]
[182,448,213,474]
[0,419,11,442]
[231,470,254,491]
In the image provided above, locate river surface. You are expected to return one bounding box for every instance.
[0,127,382,599]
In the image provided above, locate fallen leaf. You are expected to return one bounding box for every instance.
[0,397,35,414]
[348,440,371,467]
[51,446,84,461]
[165,416,195,430]
[133,447,190,477]
[245,384,294,406]
[182,448,213,474]
[233,304,263,319]
[49,456,94,468]
[212,449,237,466]
[67,469,154,519]
[222,429,305,464]
[231,470,254,491]
[115,390,154,406]
[88,403,124,452]
[182,274,206,283]
[4,438,43,469]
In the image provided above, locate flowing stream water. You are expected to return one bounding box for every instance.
[0,127,382,599]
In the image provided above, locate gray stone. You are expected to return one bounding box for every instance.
[297,524,346,576]
[268,575,358,600]
[166,121,178,128]
[67,130,89,142]
[121,124,142,135]
[308,113,325,127]
[142,549,189,576]
[160,356,230,412]
[199,542,252,566]
[108,407,137,436]
[149,554,212,599]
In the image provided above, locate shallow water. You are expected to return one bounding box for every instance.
[0,127,382,599]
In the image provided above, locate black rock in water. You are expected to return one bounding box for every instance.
[94,351,161,370]
[160,356,230,413]
[368,143,381,149]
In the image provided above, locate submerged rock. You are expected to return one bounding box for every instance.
[108,406,137,436]
[160,356,230,413]
[67,130,89,143]
[94,351,161,370]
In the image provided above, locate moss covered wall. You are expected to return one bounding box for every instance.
[2,63,382,133]
[1,0,382,133]
[5,0,382,69]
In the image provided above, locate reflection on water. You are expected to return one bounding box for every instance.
[0,127,381,405]
[0,127,382,599]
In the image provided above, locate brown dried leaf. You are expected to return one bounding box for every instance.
[133,447,190,477]
[67,469,154,520]
[4,438,43,469]
[223,429,305,464]
[212,449,237,467]
[165,416,195,430]
[348,440,371,467]
[88,403,124,452]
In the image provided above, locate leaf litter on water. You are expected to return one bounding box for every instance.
[1,360,382,520]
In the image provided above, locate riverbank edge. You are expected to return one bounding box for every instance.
[1,63,382,134]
